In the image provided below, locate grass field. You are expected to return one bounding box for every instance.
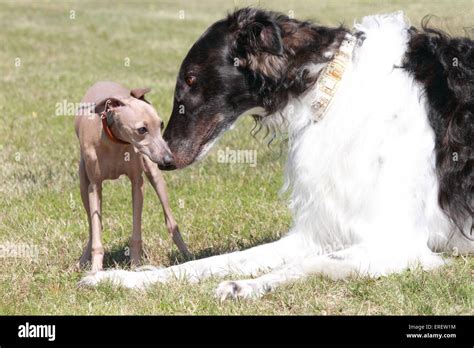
[0,0,472,315]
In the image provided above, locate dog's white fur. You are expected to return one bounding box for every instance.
[79,12,473,298]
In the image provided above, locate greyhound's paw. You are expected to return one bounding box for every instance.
[215,280,264,301]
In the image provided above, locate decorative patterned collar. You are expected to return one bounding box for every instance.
[311,34,357,122]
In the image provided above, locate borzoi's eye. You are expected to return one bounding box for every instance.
[137,127,148,135]
[185,76,196,86]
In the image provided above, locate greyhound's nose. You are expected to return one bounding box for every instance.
[163,154,175,167]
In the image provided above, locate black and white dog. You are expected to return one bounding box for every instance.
[81,8,473,299]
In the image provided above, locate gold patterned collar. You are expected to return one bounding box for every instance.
[311,34,357,122]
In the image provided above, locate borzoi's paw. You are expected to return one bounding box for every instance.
[78,271,107,288]
[215,280,266,301]
[416,253,448,271]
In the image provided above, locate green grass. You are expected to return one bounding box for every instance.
[0,0,472,315]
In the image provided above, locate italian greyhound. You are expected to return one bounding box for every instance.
[75,81,190,272]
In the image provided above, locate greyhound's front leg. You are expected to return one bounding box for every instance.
[130,174,144,266]
[78,158,92,268]
[143,157,191,258]
[88,181,104,272]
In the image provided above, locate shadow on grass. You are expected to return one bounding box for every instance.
[100,234,281,268]
[167,234,281,266]
[103,242,131,269]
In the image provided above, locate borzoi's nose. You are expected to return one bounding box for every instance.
[163,154,174,167]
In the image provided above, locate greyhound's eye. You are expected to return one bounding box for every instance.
[185,75,196,86]
[160,122,164,130]
[137,127,148,135]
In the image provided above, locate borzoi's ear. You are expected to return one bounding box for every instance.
[229,9,286,80]
[237,20,283,55]
[231,8,283,56]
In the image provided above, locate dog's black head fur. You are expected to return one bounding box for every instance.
[403,20,474,239]
[162,7,347,169]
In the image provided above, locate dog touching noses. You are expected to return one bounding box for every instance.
[162,153,175,167]
[74,81,191,272]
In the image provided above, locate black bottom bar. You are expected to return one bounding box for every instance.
[0,315,472,346]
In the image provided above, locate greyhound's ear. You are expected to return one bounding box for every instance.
[131,87,151,103]
[94,97,125,114]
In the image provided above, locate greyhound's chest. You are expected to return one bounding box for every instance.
[95,146,144,180]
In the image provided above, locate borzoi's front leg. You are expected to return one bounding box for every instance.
[215,245,447,300]
[215,253,354,300]
[79,233,307,289]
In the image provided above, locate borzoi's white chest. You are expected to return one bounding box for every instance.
[284,13,452,253]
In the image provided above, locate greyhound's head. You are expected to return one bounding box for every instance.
[94,94,174,167]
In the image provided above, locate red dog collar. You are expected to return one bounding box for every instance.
[100,111,130,145]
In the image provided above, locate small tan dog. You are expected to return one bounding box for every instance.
[75,81,190,271]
